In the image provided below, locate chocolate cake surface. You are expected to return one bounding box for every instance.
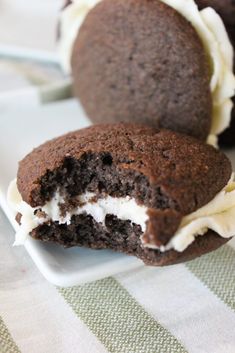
[71,0,212,141]
[18,124,231,212]
[14,123,233,266]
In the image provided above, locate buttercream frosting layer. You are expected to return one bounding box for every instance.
[7,175,235,252]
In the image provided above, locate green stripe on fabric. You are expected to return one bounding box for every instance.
[0,316,21,353]
[39,81,73,104]
[59,277,187,353]
[187,245,235,311]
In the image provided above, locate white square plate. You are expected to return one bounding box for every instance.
[0,99,143,287]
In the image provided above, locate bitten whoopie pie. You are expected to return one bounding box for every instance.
[59,0,235,145]
[196,0,235,147]
[8,123,235,266]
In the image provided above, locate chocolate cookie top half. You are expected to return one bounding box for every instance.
[17,123,231,219]
[71,0,212,140]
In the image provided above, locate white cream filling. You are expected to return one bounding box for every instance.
[157,174,235,252]
[7,175,235,252]
[7,179,149,246]
[58,0,235,144]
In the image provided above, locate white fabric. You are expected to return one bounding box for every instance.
[0,210,108,353]
[116,263,235,353]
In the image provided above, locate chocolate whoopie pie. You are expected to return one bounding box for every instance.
[8,123,235,266]
[59,0,235,145]
[196,0,235,147]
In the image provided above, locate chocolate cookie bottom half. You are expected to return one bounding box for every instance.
[8,124,235,266]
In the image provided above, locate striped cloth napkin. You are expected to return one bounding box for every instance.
[1,207,235,353]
